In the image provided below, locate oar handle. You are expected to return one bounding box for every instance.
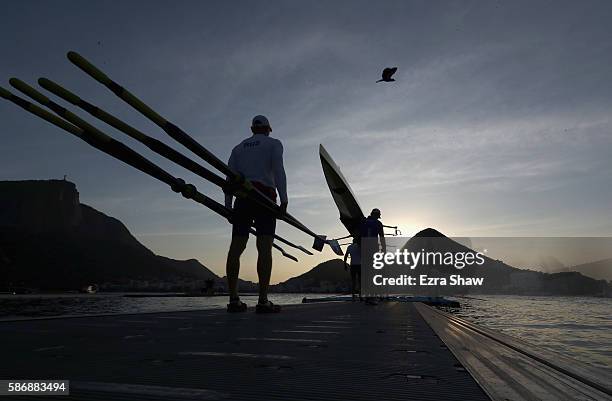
[1,85,83,137]
[39,77,228,189]
[67,51,167,127]
[271,243,298,262]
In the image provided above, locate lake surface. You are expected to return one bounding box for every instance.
[1,293,610,370]
[454,295,612,370]
[0,293,309,319]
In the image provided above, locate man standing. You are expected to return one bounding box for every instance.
[361,208,386,254]
[360,208,386,305]
[343,236,362,301]
[225,115,288,313]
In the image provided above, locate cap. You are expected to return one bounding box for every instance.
[371,208,381,217]
[252,115,271,130]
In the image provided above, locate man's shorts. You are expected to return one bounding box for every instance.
[232,196,277,237]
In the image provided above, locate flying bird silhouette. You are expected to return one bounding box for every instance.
[376,67,398,83]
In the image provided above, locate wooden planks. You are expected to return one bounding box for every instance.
[0,302,489,401]
[415,303,612,401]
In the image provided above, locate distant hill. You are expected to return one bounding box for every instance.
[275,228,611,297]
[403,228,609,296]
[0,180,220,291]
[274,259,349,293]
[553,259,612,282]
[2,180,608,297]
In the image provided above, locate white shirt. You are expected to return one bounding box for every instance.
[225,134,288,206]
[346,243,361,265]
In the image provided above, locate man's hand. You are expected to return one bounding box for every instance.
[225,194,233,210]
[225,205,234,225]
[224,197,234,224]
[279,201,288,215]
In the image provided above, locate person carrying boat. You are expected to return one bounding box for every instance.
[360,208,386,305]
[224,115,288,313]
[361,208,386,253]
[344,236,362,301]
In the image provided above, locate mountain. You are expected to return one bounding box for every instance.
[553,259,612,282]
[401,228,609,296]
[0,180,219,291]
[274,259,350,293]
[275,228,610,296]
[2,180,608,297]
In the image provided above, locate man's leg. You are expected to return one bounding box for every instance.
[255,235,273,303]
[356,266,362,301]
[226,236,248,299]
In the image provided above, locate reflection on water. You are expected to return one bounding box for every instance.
[0,293,309,320]
[0,293,610,370]
[455,295,612,370]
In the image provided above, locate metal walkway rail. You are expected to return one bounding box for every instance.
[1,302,488,401]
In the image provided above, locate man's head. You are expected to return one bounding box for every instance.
[370,208,381,219]
[251,115,272,135]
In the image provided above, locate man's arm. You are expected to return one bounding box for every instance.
[272,140,288,211]
[378,223,386,253]
[343,247,350,270]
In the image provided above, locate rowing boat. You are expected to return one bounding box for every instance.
[319,144,365,237]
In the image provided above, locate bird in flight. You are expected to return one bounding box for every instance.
[376,67,398,83]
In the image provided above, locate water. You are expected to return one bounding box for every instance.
[0,293,309,319]
[1,293,610,370]
[453,295,612,370]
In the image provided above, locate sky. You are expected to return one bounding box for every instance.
[1,0,611,283]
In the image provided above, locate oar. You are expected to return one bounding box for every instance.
[38,78,226,188]
[1,82,299,262]
[66,51,340,255]
[37,77,312,256]
[331,234,353,241]
[383,225,401,236]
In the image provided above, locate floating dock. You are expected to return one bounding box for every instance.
[1,302,610,400]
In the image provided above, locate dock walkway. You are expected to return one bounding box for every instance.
[1,302,488,401]
[3,301,611,401]
[417,303,612,401]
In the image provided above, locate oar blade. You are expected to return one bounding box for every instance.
[327,239,344,256]
[312,235,326,252]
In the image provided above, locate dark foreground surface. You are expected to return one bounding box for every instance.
[0,302,488,401]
